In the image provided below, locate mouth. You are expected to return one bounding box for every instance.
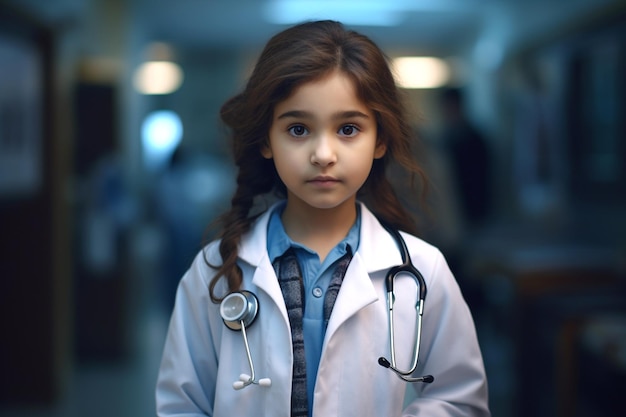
[308,175,340,186]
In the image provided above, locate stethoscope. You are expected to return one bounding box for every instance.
[219,223,434,390]
[376,222,434,384]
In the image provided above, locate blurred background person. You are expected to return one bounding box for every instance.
[439,87,492,231]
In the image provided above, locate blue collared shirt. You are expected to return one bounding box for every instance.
[267,202,360,413]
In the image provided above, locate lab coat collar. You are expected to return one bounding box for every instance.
[237,201,404,275]
[357,202,405,272]
[237,201,405,344]
[321,204,406,339]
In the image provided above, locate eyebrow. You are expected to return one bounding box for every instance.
[276,110,370,121]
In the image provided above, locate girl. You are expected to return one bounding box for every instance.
[156,20,490,417]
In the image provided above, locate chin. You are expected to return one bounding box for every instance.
[306,198,354,211]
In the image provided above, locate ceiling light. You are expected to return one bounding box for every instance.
[141,110,183,171]
[391,57,451,89]
[264,0,404,27]
[133,61,184,95]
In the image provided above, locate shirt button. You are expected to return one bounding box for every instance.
[312,287,323,298]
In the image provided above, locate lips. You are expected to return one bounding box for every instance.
[308,175,340,186]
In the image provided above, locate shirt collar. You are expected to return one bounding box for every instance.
[266,201,361,263]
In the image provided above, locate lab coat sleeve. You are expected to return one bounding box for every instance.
[156,249,222,417]
[403,248,490,417]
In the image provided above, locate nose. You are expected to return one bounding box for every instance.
[310,134,337,166]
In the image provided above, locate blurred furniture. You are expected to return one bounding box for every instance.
[573,314,626,416]
[467,227,625,417]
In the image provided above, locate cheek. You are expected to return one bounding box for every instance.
[271,148,299,178]
[358,159,377,179]
[352,145,379,171]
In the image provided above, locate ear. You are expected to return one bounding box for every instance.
[374,140,387,159]
[260,143,273,159]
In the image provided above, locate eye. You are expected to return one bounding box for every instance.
[339,124,359,138]
[288,124,308,137]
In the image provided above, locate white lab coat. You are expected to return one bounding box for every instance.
[156,203,490,416]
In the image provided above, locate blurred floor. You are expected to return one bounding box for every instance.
[0,307,169,417]
[0,222,171,417]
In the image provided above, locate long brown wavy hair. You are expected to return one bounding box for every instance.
[208,20,428,302]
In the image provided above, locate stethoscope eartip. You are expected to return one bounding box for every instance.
[233,381,246,390]
[378,357,391,368]
[258,378,272,387]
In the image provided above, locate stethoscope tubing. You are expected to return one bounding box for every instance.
[378,221,433,383]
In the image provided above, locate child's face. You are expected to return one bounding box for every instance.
[263,70,386,212]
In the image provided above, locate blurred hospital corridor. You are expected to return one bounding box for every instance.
[2,1,626,416]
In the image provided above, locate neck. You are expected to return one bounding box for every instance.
[281,199,357,262]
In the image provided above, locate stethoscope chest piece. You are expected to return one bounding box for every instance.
[219,290,271,389]
[221,291,259,330]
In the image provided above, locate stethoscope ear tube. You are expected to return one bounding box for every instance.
[378,220,434,384]
[380,223,427,300]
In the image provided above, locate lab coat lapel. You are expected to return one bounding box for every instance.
[324,255,377,340]
[237,205,290,324]
[252,257,289,321]
[324,204,403,340]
